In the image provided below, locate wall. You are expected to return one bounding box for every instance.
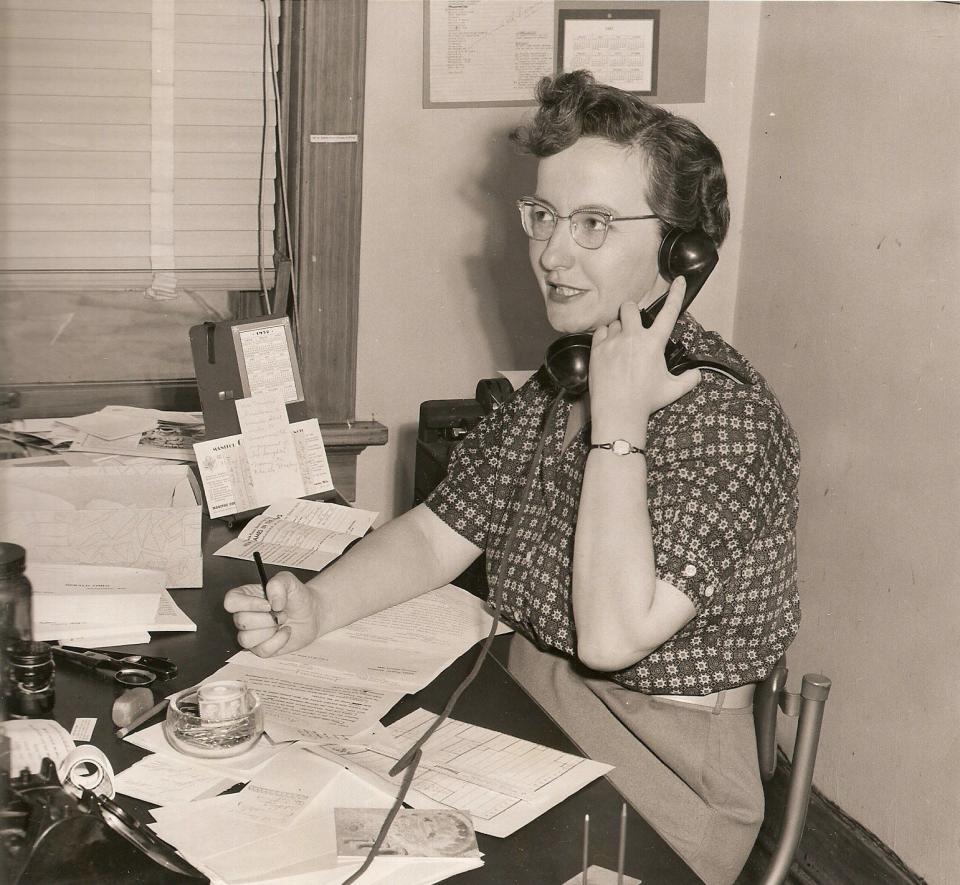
[355,0,762,520]
[735,4,960,882]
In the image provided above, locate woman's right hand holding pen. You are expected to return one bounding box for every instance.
[223,571,320,657]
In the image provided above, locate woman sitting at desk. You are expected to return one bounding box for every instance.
[225,71,800,885]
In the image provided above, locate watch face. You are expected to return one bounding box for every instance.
[612,439,630,455]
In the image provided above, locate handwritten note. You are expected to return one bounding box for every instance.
[235,395,304,503]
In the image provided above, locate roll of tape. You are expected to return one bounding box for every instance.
[197,680,246,722]
[57,744,116,799]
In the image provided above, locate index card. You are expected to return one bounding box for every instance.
[236,394,305,503]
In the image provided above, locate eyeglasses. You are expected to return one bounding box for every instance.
[516,198,660,250]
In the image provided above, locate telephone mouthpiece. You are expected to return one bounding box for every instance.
[544,333,592,396]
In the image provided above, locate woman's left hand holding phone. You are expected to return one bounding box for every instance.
[223,571,320,657]
[589,275,702,436]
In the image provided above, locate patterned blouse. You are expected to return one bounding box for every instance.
[426,314,801,695]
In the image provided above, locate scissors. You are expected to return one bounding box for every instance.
[53,646,178,681]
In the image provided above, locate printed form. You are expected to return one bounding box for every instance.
[213,498,377,571]
[205,584,510,742]
[307,709,612,838]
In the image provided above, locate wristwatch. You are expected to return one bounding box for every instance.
[588,439,646,456]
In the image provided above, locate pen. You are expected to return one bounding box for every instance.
[617,802,627,885]
[582,813,590,885]
[115,696,170,740]
[253,550,279,626]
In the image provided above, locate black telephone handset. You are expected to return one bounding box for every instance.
[544,228,746,395]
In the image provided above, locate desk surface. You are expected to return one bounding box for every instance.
[48,517,698,885]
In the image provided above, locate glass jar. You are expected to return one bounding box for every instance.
[8,641,55,719]
[0,543,32,644]
[0,543,33,721]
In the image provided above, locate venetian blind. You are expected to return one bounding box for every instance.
[0,0,279,293]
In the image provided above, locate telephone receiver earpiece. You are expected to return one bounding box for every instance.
[639,228,719,328]
[544,228,720,396]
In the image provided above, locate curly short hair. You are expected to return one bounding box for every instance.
[511,70,730,246]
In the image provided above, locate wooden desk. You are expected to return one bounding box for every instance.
[48,518,698,884]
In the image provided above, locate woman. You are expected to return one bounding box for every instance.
[225,71,800,884]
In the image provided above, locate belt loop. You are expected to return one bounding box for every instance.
[712,690,726,715]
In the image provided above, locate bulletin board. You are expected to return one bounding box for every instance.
[422,0,708,108]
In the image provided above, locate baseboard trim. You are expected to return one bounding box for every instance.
[737,753,926,884]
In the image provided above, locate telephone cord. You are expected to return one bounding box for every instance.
[342,392,564,882]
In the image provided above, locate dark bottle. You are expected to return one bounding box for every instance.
[0,543,34,721]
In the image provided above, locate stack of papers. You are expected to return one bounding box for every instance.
[28,563,195,646]
[63,406,205,462]
[104,583,611,883]
[1,408,203,467]
[142,747,483,884]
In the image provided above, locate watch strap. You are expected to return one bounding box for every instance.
[589,439,646,456]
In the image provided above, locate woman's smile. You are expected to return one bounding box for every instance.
[547,281,589,302]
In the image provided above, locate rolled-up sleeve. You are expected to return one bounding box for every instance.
[424,407,506,550]
[649,392,799,614]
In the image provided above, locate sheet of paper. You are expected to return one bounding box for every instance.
[236,394,305,503]
[236,320,301,403]
[193,435,255,517]
[308,710,613,838]
[151,588,197,632]
[47,629,152,647]
[114,753,236,806]
[230,583,510,693]
[70,718,96,741]
[202,663,403,741]
[233,745,340,827]
[56,407,159,441]
[0,719,75,775]
[214,498,377,570]
[427,0,553,104]
[291,420,334,494]
[195,421,335,519]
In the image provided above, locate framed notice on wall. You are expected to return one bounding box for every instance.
[423,0,708,107]
[557,8,659,95]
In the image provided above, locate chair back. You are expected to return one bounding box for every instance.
[753,656,832,885]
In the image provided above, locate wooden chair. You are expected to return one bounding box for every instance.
[753,656,832,885]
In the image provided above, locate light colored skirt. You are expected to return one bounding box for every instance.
[506,632,764,885]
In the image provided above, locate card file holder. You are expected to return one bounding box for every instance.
[188,316,335,526]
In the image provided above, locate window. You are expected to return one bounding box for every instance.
[0,0,280,403]
[1,0,386,499]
